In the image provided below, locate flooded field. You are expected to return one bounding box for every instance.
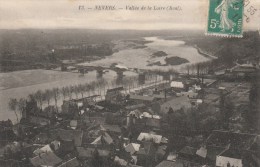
[0,36,210,122]
[0,69,137,122]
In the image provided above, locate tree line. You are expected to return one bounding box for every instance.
[8,74,163,123]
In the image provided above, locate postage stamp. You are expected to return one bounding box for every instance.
[206,0,244,37]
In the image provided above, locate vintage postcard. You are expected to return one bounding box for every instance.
[0,0,259,167]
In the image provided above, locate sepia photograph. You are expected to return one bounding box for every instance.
[0,0,259,166]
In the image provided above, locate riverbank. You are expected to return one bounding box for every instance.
[194,45,218,60]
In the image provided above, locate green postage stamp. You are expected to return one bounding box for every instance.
[207,0,244,37]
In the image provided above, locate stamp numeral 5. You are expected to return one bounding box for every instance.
[210,19,219,29]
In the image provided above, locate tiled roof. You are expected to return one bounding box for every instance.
[51,129,83,147]
[30,152,62,167]
[91,132,113,145]
[155,160,184,167]
[130,94,155,101]
[77,147,110,158]
[57,157,80,167]
[205,130,259,151]
[137,133,162,144]
[125,143,140,155]
[179,146,197,156]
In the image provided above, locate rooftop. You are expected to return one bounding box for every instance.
[155,160,184,167]
[30,152,62,167]
[205,130,259,151]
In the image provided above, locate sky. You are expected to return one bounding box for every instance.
[0,0,259,30]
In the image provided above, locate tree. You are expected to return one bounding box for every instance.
[17,98,26,114]
[34,90,44,109]
[247,80,260,130]
[72,85,79,99]
[44,89,52,106]
[61,87,68,100]
[68,86,73,100]
[52,88,60,111]
[8,98,19,123]
[78,84,85,99]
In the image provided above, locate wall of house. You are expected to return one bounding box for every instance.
[29,116,50,125]
[216,156,242,167]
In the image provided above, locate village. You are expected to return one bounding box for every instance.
[0,61,259,167]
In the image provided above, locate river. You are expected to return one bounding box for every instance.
[79,37,209,70]
[0,36,210,122]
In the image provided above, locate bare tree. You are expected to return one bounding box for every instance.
[34,90,44,109]
[44,89,52,106]
[68,86,73,100]
[72,85,80,99]
[18,98,26,116]
[61,87,68,100]
[78,84,85,99]
[52,88,60,111]
[8,98,19,123]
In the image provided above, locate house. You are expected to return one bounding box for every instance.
[88,124,121,136]
[136,142,157,166]
[33,144,53,155]
[0,159,23,167]
[199,130,260,166]
[156,145,167,161]
[146,118,161,129]
[129,94,155,104]
[30,151,62,167]
[76,147,110,160]
[125,143,140,155]
[50,129,83,147]
[105,87,124,104]
[170,81,185,89]
[137,133,162,144]
[167,152,177,161]
[205,130,259,151]
[196,145,226,165]
[90,132,114,145]
[155,160,184,167]
[177,90,198,98]
[29,115,52,126]
[153,96,192,114]
[57,157,80,167]
[125,103,146,111]
[178,146,198,161]
[102,124,122,134]
[225,64,257,79]
[1,141,33,159]
[114,156,128,166]
[33,133,50,144]
[127,110,161,128]
[61,100,80,117]
[202,79,217,87]
[216,149,243,167]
